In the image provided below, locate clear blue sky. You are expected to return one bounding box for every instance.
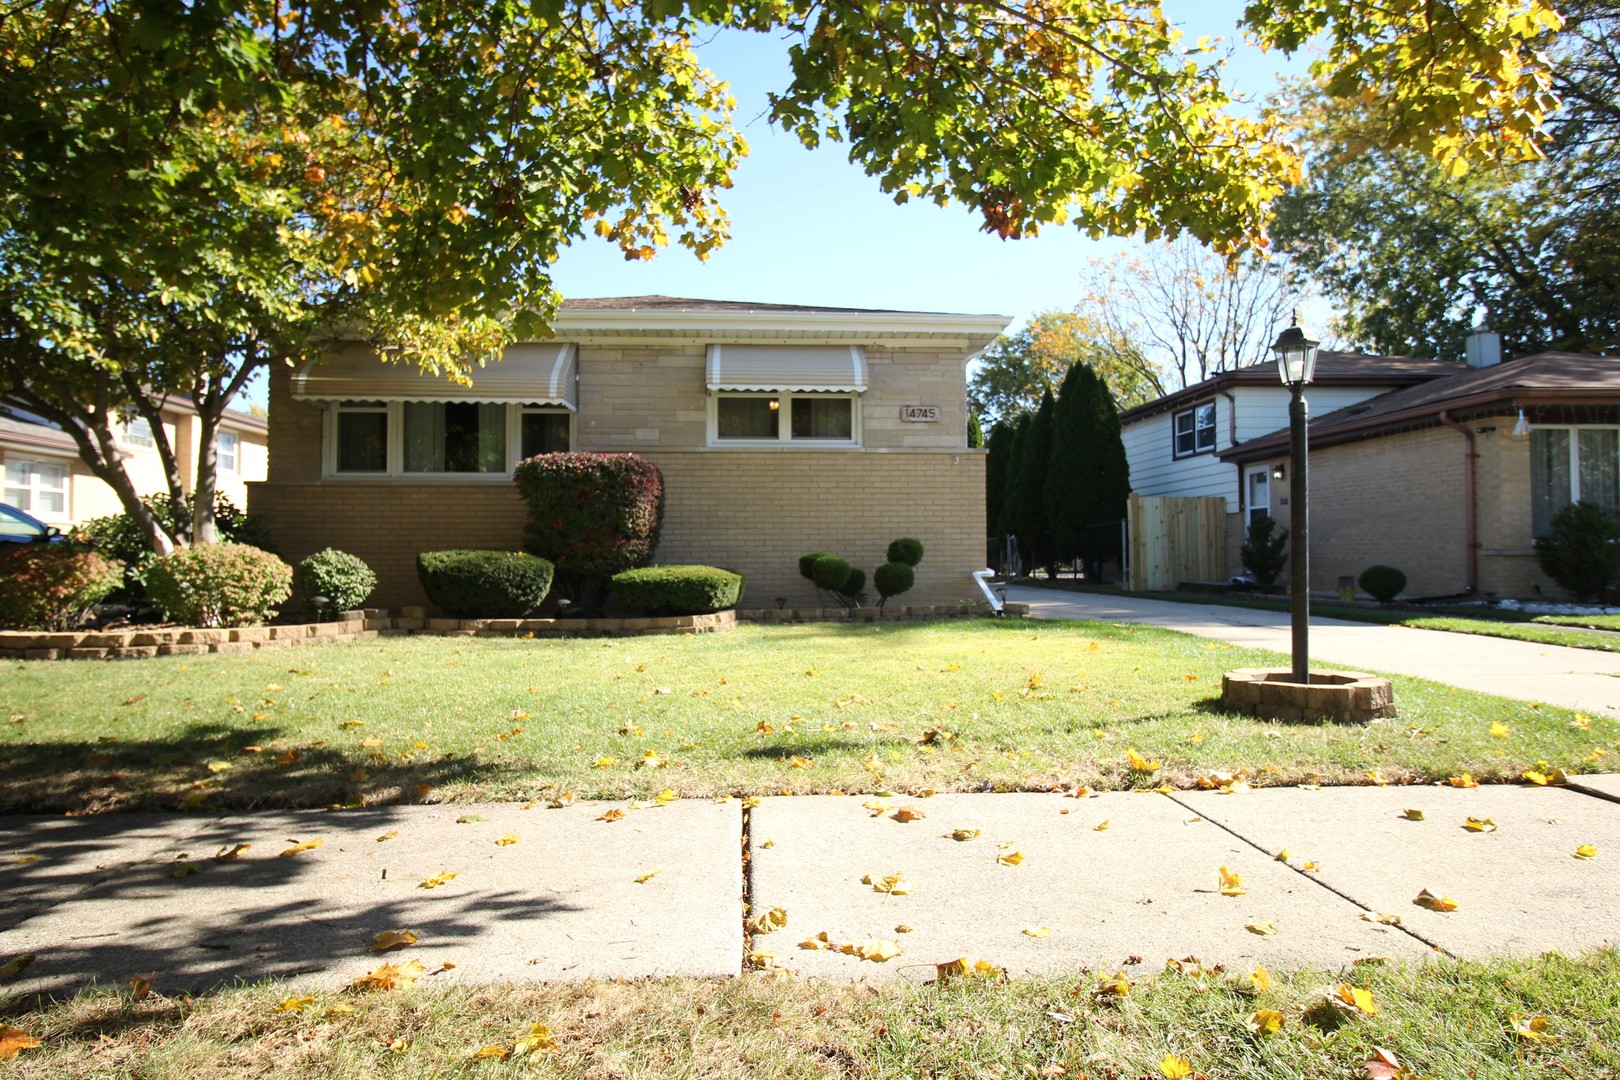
[246,3,1326,409]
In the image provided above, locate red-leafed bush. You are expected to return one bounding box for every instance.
[0,545,125,630]
[513,452,664,607]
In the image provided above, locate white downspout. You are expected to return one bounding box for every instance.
[972,568,1004,615]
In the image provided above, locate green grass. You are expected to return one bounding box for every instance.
[4,950,1617,1078]
[1014,579,1620,652]
[3,620,1614,814]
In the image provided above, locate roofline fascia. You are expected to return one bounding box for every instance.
[1119,369,1447,425]
[1220,388,1620,462]
[550,306,1011,343]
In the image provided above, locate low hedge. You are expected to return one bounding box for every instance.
[416,549,554,618]
[611,565,744,616]
[145,543,293,628]
[0,545,125,630]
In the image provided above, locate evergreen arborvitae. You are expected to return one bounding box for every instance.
[968,410,986,449]
[1012,389,1057,578]
[985,421,1013,543]
[1045,362,1131,580]
[997,414,1032,570]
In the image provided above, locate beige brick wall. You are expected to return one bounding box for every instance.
[252,353,986,610]
[1474,424,1558,599]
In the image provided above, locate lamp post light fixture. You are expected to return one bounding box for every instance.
[1272,318,1320,684]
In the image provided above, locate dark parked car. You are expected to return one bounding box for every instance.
[0,503,63,544]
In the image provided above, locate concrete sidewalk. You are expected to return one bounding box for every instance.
[1003,586,1620,715]
[2,783,1616,994]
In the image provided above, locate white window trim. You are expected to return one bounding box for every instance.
[123,416,155,449]
[324,401,574,479]
[216,431,240,473]
[1244,465,1271,528]
[2,454,72,521]
[1171,401,1217,459]
[1536,424,1620,504]
[705,391,863,449]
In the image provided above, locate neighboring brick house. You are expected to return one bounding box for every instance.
[249,296,1008,609]
[1,399,267,530]
[1224,346,1620,600]
[1119,351,1464,574]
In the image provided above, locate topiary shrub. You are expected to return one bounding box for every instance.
[1357,564,1408,603]
[611,565,745,616]
[810,555,852,593]
[0,546,125,630]
[1240,514,1289,588]
[71,493,275,605]
[873,561,915,606]
[798,552,830,580]
[416,550,555,618]
[295,548,378,618]
[837,566,866,601]
[145,543,292,628]
[886,538,925,566]
[1535,501,1620,602]
[514,452,663,611]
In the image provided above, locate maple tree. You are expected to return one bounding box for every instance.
[0,0,1568,559]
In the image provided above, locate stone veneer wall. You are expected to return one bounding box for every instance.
[251,344,988,611]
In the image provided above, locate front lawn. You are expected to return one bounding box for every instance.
[4,949,1617,1078]
[3,620,1612,813]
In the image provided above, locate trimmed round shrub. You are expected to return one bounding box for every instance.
[886,538,925,566]
[810,555,852,592]
[798,551,830,580]
[0,545,125,630]
[837,566,866,600]
[873,561,916,604]
[514,453,663,578]
[1357,565,1407,603]
[145,543,293,628]
[417,550,554,618]
[294,548,377,618]
[611,565,745,616]
[1535,501,1620,602]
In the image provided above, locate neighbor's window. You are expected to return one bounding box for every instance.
[123,416,155,448]
[1532,426,1620,537]
[403,402,506,473]
[713,393,857,444]
[1172,402,1217,457]
[3,458,69,517]
[520,406,572,458]
[335,401,389,473]
[215,431,239,473]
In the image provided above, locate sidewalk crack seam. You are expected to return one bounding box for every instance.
[739,801,755,973]
[1161,792,1454,959]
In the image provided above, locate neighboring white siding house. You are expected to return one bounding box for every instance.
[1119,354,1467,522]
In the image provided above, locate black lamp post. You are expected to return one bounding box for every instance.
[1272,319,1320,684]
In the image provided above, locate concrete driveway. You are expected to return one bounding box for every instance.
[1003,586,1620,715]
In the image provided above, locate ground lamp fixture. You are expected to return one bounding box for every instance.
[1272,319,1319,684]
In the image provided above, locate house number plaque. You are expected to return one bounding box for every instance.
[900,405,941,422]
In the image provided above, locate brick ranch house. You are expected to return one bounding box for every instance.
[1224,347,1620,601]
[249,296,1009,610]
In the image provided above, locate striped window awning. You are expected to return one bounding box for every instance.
[705,345,867,393]
[293,343,577,409]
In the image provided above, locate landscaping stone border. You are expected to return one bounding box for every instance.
[1,601,1029,661]
[1220,667,1397,723]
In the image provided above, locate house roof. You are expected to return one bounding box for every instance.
[1221,352,1620,462]
[1118,352,1465,424]
[0,409,82,455]
[552,295,1010,353]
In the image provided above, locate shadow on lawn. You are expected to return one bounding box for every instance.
[0,721,524,815]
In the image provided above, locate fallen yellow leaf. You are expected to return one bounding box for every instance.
[1463,817,1497,833]
[946,828,980,841]
[1247,1008,1285,1035]
[1218,866,1246,896]
[370,930,419,953]
[891,807,925,822]
[935,957,1003,983]
[997,851,1025,866]
[1490,722,1511,738]
[348,959,426,992]
[1021,926,1051,938]
[1523,770,1550,786]
[1400,809,1425,821]
[1413,889,1459,912]
[495,835,520,846]
[0,954,35,981]
[1245,921,1279,936]
[280,838,324,857]
[635,869,662,884]
[1362,911,1402,925]
[654,789,677,805]
[0,1026,41,1060]
[513,1022,556,1057]
[1251,965,1272,992]
[472,1045,511,1060]
[864,872,912,895]
[745,908,788,935]
[1126,747,1161,772]
[376,830,398,842]
[213,843,251,861]
[598,808,625,822]
[129,973,153,1001]
[1093,820,1110,832]
[1159,1052,1193,1078]
[1448,774,1480,789]
[1093,972,1130,998]
[1512,1014,1557,1043]
[419,870,458,890]
[844,939,901,962]
[593,756,617,769]
[274,995,316,1012]
[1574,845,1598,860]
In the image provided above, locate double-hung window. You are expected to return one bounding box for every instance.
[123,417,155,448]
[1531,426,1620,537]
[215,431,240,473]
[3,457,69,518]
[706,345,866,447]
[1172,402,1217,458]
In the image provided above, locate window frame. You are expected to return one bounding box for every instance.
[123,416,155,449]
[706,391,862,448]
[1530,423,1620,539]
[324,401,574,478]
[215,431,240,473]
[1171,401,1218,459]
[2,455,71,520]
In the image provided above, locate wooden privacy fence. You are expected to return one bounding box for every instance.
[1126,493,1227,591]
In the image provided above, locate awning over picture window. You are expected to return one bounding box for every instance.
[293,343,577,409]
[705,345,867,393]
